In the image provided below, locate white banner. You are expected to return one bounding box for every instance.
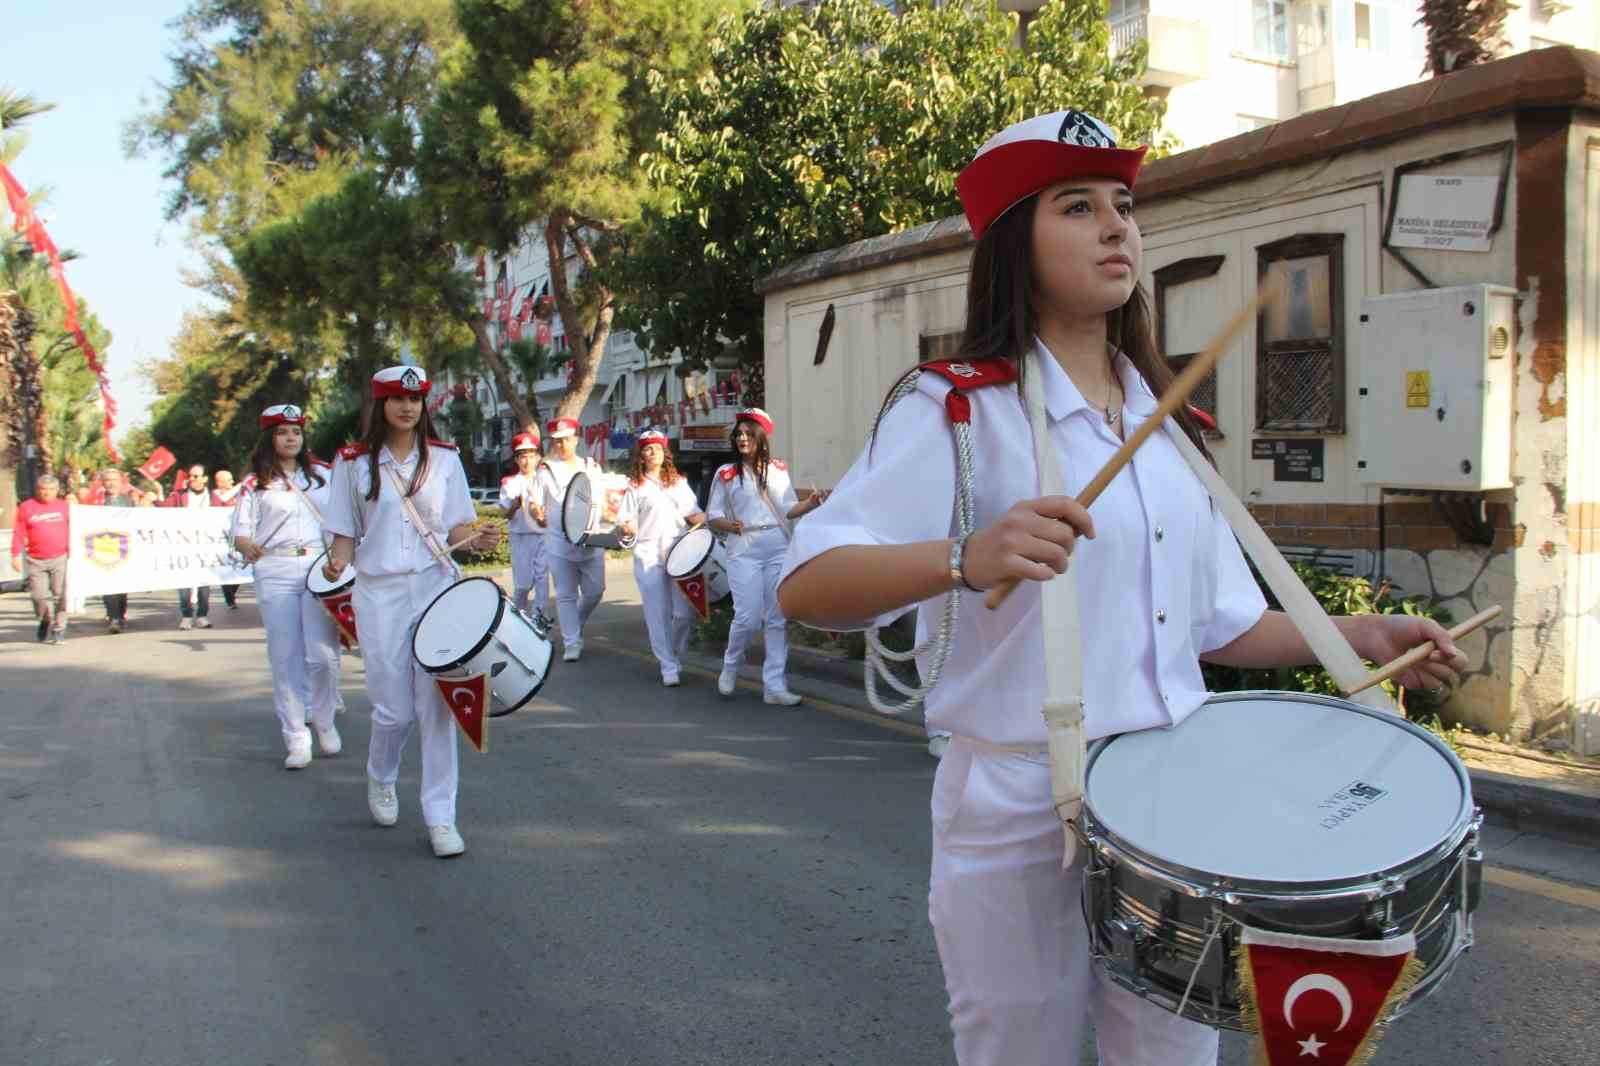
[66,504,254,601]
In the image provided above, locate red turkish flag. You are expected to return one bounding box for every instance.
[435,672,490,752]
[138,446,177,483]
[1237,928,1422,1066]
[675,574,710,621]
[316,589,360,649]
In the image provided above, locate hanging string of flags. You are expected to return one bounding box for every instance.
[1,163,121,461]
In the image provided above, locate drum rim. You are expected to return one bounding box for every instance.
[561,469,593,546]
[487,607,555,717]
[1082,690,1477,896]
[665,525,715,578]
[304,549,354,596]
[411,576,507,672]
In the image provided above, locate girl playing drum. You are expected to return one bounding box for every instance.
[776,110,1467,1066]
[499,429,551,619]
[534,416,607,662]
[706,408,825,706]
[618,430,706,687]
[322,365,492,859]
[232,404,341,769]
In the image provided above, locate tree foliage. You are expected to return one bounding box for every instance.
[1418,0,1511,76]
[612,0,1170,379]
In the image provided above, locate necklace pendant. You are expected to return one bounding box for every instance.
[1105,408,1120,428]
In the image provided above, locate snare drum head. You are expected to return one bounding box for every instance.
[413,578,503,670]
[562,471,593,545]
[665,526,715,578]
[1084,693,1471,885]
[304,550,351,596]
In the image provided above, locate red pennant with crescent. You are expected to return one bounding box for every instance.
[1236,927,1423,1066]
[317,590,360,649]
[435,672,490,753]
[675,574,710,621]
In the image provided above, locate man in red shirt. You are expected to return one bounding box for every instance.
[11,474,72,644]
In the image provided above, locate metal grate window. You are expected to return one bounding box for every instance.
[1256,234,1344,433]
[1154,254,1226,433]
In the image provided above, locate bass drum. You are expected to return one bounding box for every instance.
[562,469,637,551]
[664,525,730,604]
[412,577,554,716]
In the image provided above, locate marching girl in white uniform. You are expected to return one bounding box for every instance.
[535,416,606,662]
[776,111,1467,1066]
[499,429,551,618]
[231,403,341,769]
[322,365,490,859]
[706,408,825,706]
[618,430,705,687]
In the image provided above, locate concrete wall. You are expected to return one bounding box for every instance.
[1566,119,1600,754]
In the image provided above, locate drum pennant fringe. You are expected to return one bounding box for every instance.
[1233,927,1425,1066]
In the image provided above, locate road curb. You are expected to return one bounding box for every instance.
[1466,767,1600,845]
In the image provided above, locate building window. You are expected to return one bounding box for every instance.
[1153,255,1227,431]
[1255,234,1345,433]
[918,331,963,363]
[1249,0,1292,58]
[1354,2,1372,49]
[1293,0,1331,54]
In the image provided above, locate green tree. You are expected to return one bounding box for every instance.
[612,0,1169,388]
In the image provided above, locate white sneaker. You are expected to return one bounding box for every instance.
[195,617,213,629]
[429,824,465,858]
[367,779,399,827]
[314,724,342,756]
[717,667,738,697]
[284,741,313,770]
[178,618,193,631]
[562,642,582,663]
[662,672,680,687]
[927,734,951,759]
[763,688,802,707]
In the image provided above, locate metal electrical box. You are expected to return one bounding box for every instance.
[1357,284,1516,491]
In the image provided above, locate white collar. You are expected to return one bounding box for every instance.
[1035,339,1158,424]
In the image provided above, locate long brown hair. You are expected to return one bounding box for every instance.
[250,426,326,492]
[631,439,682,487]
[364,397,441,501]
[875,192,1210,458]
[728,419,773,492]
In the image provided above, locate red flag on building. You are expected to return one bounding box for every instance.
[535,319,552,346]
[138,446,177,483]
[435,673,490,753]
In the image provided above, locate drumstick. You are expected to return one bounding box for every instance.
[1342,605,1502,697]
[984,275,1284,610]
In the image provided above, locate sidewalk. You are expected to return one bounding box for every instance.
[499,558,1600,846]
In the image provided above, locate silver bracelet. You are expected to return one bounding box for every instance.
[948,532,980,592]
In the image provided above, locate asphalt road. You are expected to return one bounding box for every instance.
[1,580,1595,1066]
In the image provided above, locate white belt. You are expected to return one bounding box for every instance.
[262,544,317,558]
[945,732,1050,758]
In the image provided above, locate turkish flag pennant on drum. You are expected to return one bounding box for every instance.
[318,590,360,649]
[1236,928,1423,1066]
[675,574,710,621]
[435,672,490,753]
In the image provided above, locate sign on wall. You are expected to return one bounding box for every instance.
[1389,174,1502,252]
[1252,438,1325,483]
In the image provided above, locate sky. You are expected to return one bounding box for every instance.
[5,1,201,447]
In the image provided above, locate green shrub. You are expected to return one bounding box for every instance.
[456,503,511,569]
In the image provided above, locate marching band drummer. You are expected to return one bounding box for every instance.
[774,111,1468,1066]
[705,408,825,706]
[617,429,705,687]
[534,416,606,663]
[321,365,493,859]
[231,404,341,770]
[499,428,551,619]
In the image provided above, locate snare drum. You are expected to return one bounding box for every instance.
[664,526,730,604]
[305,549,359,648]
[1081,691,1481,1031]
[412,577,554,716]
[562,470,637,550]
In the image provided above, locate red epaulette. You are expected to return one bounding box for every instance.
[718,464,738,483]
[428,438,458,451]
[241,474,259,490]
[772,459,788,472]
[338,443,369,461]
[500,474,513,485]
[630,477,644,488]
[918,358,1018,425]
[1186,405,1218,433]
[308,457,331,470]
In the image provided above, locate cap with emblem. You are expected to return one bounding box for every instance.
[260,404,306,429]
[372,364,431,398]
[734,408,774,437]
[636,430,669,448]
[511,430,541,453]
[546,417,579,440]
[955,110,1147,242]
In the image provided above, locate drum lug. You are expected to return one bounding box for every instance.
[1364,895,1399,936]
[1463,844,1483,918]
[1106,915,1147,976]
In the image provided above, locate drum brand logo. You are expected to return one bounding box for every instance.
[84,530,131,570]
[1317,780,1388,830]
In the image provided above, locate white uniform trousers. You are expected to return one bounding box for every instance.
[929,740,1217,1066]
[550,547,605,649]
[509,532,550,618]
[355,566,460,827]
[722,549,789,693]
[255,555,341,749]
[633,539,695,678]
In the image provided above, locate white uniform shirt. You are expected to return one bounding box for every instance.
[706,461,798,560]
[536,456,605,559]
[232,465,333,551]
[779,344,1266,747]
[498,472,545,535]
[621,475,700,545]
[324,442,476,578]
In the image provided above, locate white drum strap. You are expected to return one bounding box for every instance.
[1021,357,1090,868]
[1159,422,1396,713]
[385,465,461,579]
[285,470,330,547]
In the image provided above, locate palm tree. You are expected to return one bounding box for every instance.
[0,88,54,131]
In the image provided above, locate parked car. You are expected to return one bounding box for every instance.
[469,486,500,505]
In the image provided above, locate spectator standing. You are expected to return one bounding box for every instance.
[100,468,136,633]
[11,474,72,644]
[164,464,215,629]
[212,470,245,609]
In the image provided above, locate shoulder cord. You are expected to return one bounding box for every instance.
[384,465,461,579]
[862,370,978,716]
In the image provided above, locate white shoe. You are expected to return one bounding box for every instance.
[662,672,680,687]
[367,779,399,827]
[718,667,738,697]
[178,618,193,631]
[284,741,313,770]
[314,724,342,756]
[195,617,213,629]
[429,824,465,858]
[763,688,802,707]
[927,734,951,759]
[562,642,582,663]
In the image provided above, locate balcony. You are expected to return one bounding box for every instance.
[1108,13,1212,89]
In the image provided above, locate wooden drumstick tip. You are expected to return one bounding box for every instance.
[1341,604,1503,698]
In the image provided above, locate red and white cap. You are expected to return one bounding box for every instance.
[546,416,579,440]
[734,407,774,437]
[636,430,669,448]
[511,430,541,453]
[955,110,1147,242]
[259,403,306,429]
[372,364,431,398]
